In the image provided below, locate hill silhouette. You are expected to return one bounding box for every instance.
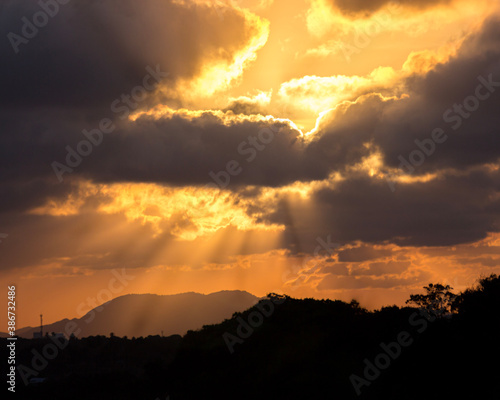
[5,274,500,399]
[14,290,259,339]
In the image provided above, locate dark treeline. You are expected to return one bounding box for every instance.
[5,274,500,400]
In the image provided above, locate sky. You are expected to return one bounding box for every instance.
[1,0,500,328]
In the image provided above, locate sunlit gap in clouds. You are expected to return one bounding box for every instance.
[28,179,286,282]
[129,0,493,138]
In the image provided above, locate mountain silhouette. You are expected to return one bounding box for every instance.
[14,290,258,339]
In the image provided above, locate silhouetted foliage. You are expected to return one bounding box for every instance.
[4,277,500,400]
[406,283,456,316]
[452,274,500,316]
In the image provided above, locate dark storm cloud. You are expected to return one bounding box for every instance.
[0,0,254,109]
[421,243,500,258]
[79,115,316,187]
[266,168,500,248]
[320,263,350,276]
[0,177,78,214]
[0,107,321,201]
[325,0,451,16]
[353,261,411,276]
[337,245,393,262]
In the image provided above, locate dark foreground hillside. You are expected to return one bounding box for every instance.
[5,275,500,400]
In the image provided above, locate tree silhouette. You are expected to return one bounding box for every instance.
[452,274,500,316]
[406,283,456,317]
